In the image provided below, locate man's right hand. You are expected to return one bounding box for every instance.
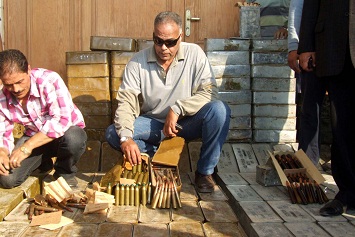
[288,50,301,73]
[0,150,10,176]
[299,52,316,72]
[120,139,142,166]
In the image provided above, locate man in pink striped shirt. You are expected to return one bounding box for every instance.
[0,49,87,188]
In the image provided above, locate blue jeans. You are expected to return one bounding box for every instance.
[106,100,231,175]
[0,126,87,188]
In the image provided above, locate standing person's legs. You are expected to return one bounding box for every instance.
[326,57,355,207]
[320,52,355,216]
[298,71,326,165]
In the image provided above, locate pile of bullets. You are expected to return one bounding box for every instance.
[286,174,329,205]
[275,154,303,169]
[151,167,182,209]
[25,193,87,220]
[109,162,151,206]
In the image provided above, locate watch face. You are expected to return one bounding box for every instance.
[21,146,29,154]
[120,137,130,143]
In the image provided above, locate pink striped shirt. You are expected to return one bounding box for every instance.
[0,68,85,153]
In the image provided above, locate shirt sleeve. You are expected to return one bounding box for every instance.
[0,111,15,152]
[172,46,218,117]
[37,71,80,138]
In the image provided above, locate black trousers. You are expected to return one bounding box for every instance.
[326,51,355,206]
[298,70,327,165]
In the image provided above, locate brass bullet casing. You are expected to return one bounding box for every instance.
[137,163,142,173]
[119,184,125,205]
[127,171,133,179]
[122,170,128,178]
[115,185,120,206]
[130,184,135,206]
[135,184,140,206]
[142,171,149,185]
[147,182,152,204]
[134,172,140,182]
[125,185,130,205]
[107,183,112,195]
[141,183,147,206]
[132,165,137,174]
[137,173,144,185]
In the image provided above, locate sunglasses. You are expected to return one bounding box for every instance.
[152,33,181,47]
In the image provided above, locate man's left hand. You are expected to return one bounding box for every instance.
[163,109,179,137]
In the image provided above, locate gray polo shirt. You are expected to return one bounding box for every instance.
[114,42,218,138]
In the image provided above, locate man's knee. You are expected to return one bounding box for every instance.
[105,124,121,151]
[209,101,231,121]
[0,175,19,189]
[63,127,87,149]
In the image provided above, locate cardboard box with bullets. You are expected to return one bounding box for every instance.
[148,136,184,209]
[259,149,327,205]
[99,136,184,209]
[99,152,150,207]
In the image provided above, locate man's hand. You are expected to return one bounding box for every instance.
[163,109,179,138]
[120,139,141,166]
[274,28,288,39]
[9,147,30,169]
[0,149,10,176]
[299,52,316,72]
[288,50,301,73]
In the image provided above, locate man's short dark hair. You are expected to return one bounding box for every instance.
[0,49,28,78]
[154,11,182,30]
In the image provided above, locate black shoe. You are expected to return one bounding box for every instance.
[319,199,344,216]
[194,171,215,193]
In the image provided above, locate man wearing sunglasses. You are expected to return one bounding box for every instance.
[106,11,231,193]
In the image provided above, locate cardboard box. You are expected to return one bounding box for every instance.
[268,149,325,186]
[149,137,185,208]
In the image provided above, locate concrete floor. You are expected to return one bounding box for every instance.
[0,141,354,237]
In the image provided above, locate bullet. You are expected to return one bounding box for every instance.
[130,184,135,206]
[34,206,59,212]
[119,184,125,205]
[142,171,149,185]
[141,183,147,206]
[132,165,137,174]
[107,183,112,195]
[115,185,119,206]
[125,185,130,205]
[135,184,140,206]
[137,163,142,173]
[147,182,152,204]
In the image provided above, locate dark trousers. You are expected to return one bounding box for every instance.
[0,126,87,188]
[327,51,355,206]
[298,70,327,165]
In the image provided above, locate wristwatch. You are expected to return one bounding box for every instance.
[120,136,131,144]
[20,146,31,155]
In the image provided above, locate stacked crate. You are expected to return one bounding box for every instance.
[110,51,136,120]
[90,36,137,124]
[204,38,253,142]
[250,39,297,143]
[110,40,153,116]
[66,51,111,141]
